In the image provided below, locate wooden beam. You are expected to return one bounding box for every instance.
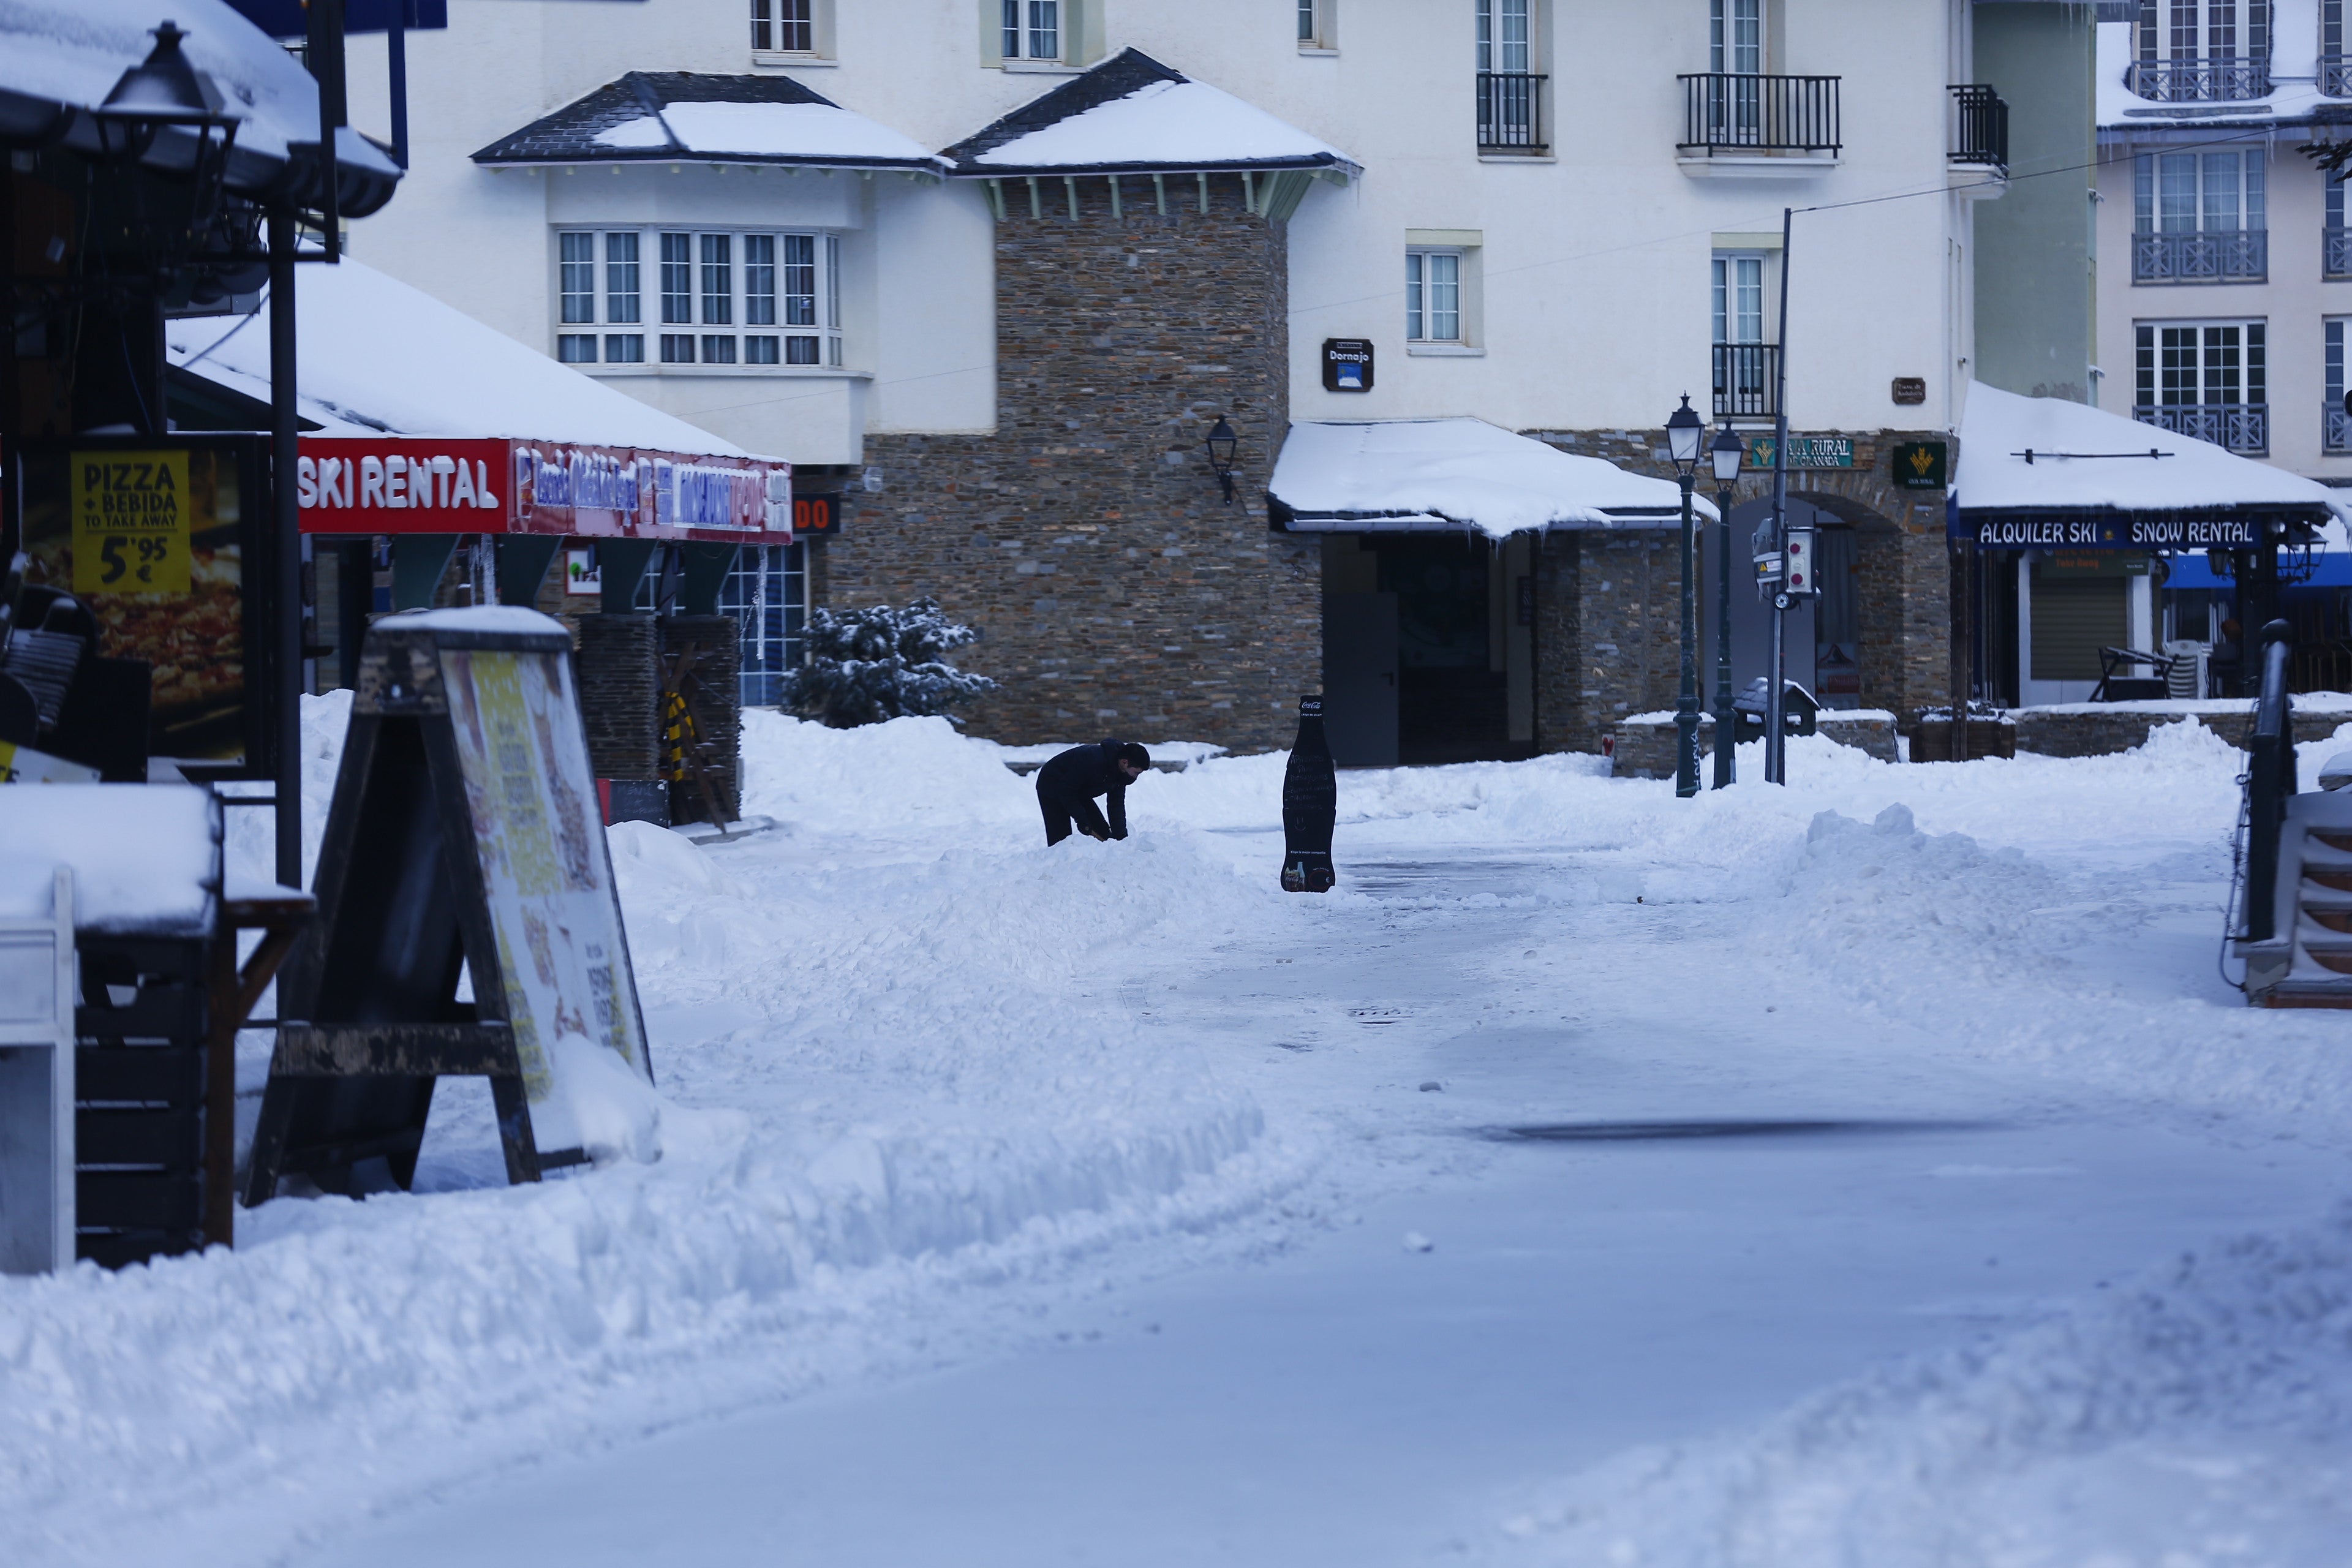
[1197,170,1209,213]
[1108,173,1121,219]
[1063,174,1078,220]
[1027,175,1041,219]
[1153,172,1167,216]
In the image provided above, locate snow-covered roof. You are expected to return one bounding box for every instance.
[943,49,1359,177]
[474,73,946,173]
[1270,419,1716,539]
[165,255,756,454]
[0,0,400,212]
[1956,382,2343,523]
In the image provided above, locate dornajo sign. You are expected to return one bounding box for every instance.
[294,437,793,543]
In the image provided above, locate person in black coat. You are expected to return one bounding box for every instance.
[1036,739,1152,845]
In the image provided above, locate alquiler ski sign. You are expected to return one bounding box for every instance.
[1951,514,2262,549]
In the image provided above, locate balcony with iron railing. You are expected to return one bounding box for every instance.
[1713,342,1779,421]
[2124,56,2271,102]
[1948,84,2008,172]
[2327,227,2352,279]
[2132,228,2267,284]
[1677,74,1840,169]
[2327,401,2351,456]
[1477,72,1547,154]
[2136,401,2268,454]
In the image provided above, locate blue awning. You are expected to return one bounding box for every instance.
[2163,551,2352,590]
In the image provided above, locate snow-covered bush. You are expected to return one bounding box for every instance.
[782,596,998,728]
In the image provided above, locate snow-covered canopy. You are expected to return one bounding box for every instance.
[165,255,756,453]
[0,0,400,211]
[1957,382,2343,525]
[1270,419,1716,538]
[944,49,1358,177]
[476,73,947,174]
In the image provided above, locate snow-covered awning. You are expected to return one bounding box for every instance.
[473,72,947,175]
[943,49,1359,180]
[1269,419,1716,539]
[165,254,760,454]
[1954,382,2344,550]
[0,0,401,214]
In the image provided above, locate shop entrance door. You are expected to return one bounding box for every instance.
[1322,590,1399,766]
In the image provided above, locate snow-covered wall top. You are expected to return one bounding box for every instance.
[165,256,756,454]
[1959,383,2347,520]
[0,783,218,934]
[1270,418,1717,539]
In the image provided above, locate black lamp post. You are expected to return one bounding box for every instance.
[1709,424,1744,789]
[1665,394,1705,798]
[1206,417,1240,506]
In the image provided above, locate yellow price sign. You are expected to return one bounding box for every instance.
[72,450,192,595]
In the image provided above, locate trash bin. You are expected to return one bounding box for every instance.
[1732,679,1819,745]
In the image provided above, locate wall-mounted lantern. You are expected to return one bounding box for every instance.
[1205,417,1239,506]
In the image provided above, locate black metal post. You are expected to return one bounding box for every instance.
[268,207,302,891]
[1713,474,1737,788]
[1675,470,1700,797]
[1765,205,1793,785]
[2241,621,2296,941]
[388,4,409,169]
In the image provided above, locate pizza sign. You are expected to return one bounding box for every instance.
[72,451,192,594]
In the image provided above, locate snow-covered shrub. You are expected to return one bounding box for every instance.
[781,597,998,728]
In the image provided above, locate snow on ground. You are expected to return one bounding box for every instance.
[8,703,2352,1566]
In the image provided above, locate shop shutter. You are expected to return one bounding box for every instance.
[2030,575,2127,681]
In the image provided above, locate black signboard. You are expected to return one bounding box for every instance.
[4,435,277,778]
[791,492,842,536]
[1953,513,2263,549]
[1891,440,1947,490]
[1322,339,1374,393]
[246,612,654,1200]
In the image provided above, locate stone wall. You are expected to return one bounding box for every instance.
[826,174,1316,753]
[2013,707,2352,758]
[1525,428,1954,748]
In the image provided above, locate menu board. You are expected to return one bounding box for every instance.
[6,437,270,772]
[438,644,650,1156]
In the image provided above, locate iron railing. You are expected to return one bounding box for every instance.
[2323,55,2352,97]
[1678,74,1841,156]
[1713,342,1779,420]
[2327,400,2352,455]
[2135,401,2268,454]
[1477,72,1547,153]
[1948,84,2008,170]
[2125,56,2271,102]
[2327,227,2352,279]
[2132,228,2267,283]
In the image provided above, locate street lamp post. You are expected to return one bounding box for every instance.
[1665,395,1705,799]
[1709,424,1744,789]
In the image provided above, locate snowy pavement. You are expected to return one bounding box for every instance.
[8,712,2352,1566]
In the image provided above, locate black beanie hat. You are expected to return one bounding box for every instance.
[1116,742,1152,772]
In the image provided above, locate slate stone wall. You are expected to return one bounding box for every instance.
[826,174,1316,752]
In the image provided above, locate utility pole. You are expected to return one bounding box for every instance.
[1764,205,1793,785]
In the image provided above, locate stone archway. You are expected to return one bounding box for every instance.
[1785,474,1949,721]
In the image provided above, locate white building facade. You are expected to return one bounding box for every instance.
[341,0,1997,755]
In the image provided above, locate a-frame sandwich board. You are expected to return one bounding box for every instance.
[245,609,655,1202]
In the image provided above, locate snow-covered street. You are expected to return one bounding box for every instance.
[10,712,2352,1567]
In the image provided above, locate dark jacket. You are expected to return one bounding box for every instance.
[1035,739,1134,839]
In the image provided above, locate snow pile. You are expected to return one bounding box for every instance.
[1,700,1307,1566]
[1487,1203,2352,1568]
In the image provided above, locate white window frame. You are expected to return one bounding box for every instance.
[2136,0,2269,62]
[555,227,843,374]
[1476,0,1532,74]
[1003,0,1063,61]
[2133,149,2264,234]
[1298,0,1337,53]
[2134,317,2266,409]
[1711,252,1769,345]
[1406,249,1463,344]
[751,0,835,62]
[1711,0,1763,74]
